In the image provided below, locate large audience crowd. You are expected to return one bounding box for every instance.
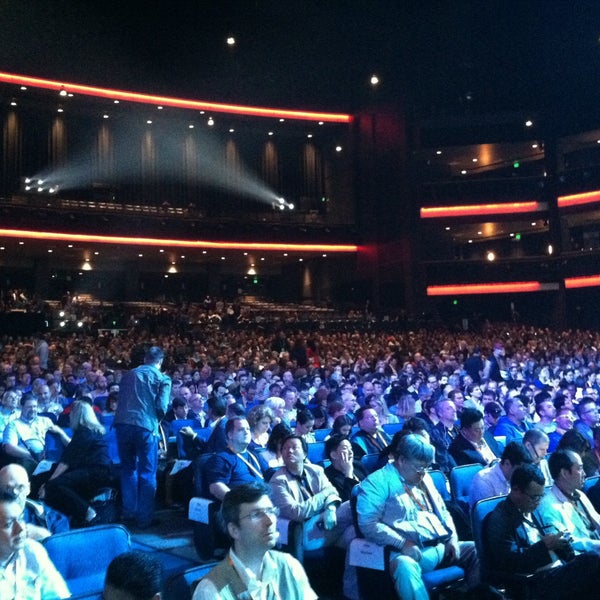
[5,299,600,598]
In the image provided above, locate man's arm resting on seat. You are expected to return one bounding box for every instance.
[3,442,34,460]
[209,482,230,501]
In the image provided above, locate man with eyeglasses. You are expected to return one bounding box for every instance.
[356,434,479,600]
[574,396,599,446]
[535,450,600,555]
[193,481,317,600]
[484,464,600,599]
[0,490,69,599]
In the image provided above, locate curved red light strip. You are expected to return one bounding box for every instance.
[0,228,358,253]
[564,275,600,289]
[0,72,352,123]
[557,190,600,208]
[420,202,543,219]
[427,282,547,296]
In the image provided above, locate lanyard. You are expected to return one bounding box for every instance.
[236,451,264,480]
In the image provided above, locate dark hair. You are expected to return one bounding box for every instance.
[510,463,545,491]
[548,449,578,481]
[484,402,502,418]
[104,550,162,600]
[500,441,532,466]
[401,416,429,435]
[296,409,314,426]
[144,346,164,364]
[325,433,350,458]
[355,406,375,424]
[557,429,591,455]
[172,397,186,409]
[220,481,271,529]
[227,402,247,417]
[523,429,548,447]
[225,416,247,437]
[281,434,308,456]
[576,397,596,418]
[266,422,292,453]
[207,395,227,417]
[459,408,484,429]
[332,414,353,434]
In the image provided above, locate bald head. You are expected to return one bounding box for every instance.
[0,464,30,506]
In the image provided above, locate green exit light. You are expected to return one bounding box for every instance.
[513,161,520,168]
[453,299,458,306]
[515,233,521,240]
[253,277,258,284]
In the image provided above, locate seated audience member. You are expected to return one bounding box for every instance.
[548,405,575,452]
[0,490,70,599]
[186,393,206,423]
[534,395,557,434]
[41,400,112,527]
[401,416,432,442]
[574,396,599,445]
[483,401,502,433]
[355,434,479,599]
[162,397,188,428]
[193,481,317,600]
[350,406,391,459]
[310,406,328,430]
[448,407,502,466]
[469,441,532,508]
[369,393,399,425]
[104,550,162,600]
[557,428,600,477]
[180,395,228,457]
[0,464,69,540]
[0,390,20,437]
[523,429,552,484]
[246,405,273,450]
[493,396,531,444]
[414,397,439,432]
[269,435,342,525]
[264,396,286,425]
[202,417,264,501]
[484,464,600,599]
[327,414,353,439]
[294,409,316,444]
[535,449,600,554]
[324,434,367,502]
[3,395,70,474]
[428,398,459,473]
[257,422,292,475]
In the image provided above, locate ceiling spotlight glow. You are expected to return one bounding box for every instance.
[525,120,533,127]
[226,37,236,46]
[370,74,379,85]
[207,117,214,126]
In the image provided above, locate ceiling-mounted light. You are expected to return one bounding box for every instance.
[247,266,256,276]
[81,261,92,271]
[168,265,177,273]
[59,86,67,97]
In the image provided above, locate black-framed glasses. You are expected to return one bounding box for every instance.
[524,492,544,502]
[406,462,432,475]
[239,506,279,522]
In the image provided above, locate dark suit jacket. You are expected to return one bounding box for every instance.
[324,461,368,502]
[484,496,553,575]
[448,432,502,466]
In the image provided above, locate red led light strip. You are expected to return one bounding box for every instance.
[426,281,560,296]
[0,72,352,123]
[420,202,543,219]
[0,228,357,253]
[564,275,600,289]
[557,190,600,208]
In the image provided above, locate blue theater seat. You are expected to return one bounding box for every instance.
[42,524,131,597]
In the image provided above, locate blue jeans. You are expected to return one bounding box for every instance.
[116,424,158,527]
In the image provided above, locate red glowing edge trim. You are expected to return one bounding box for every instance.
[564,275,600,289]
[420,202,543,219]
[0,228,357,253]
[0,72,352,123]
[557,190,600,208]
[427,282,546,296]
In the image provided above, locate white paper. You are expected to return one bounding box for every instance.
[348,538,386,570]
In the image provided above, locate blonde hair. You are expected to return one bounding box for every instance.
[69,400,105,435]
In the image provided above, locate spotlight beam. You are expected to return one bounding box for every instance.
[0,71,353,123]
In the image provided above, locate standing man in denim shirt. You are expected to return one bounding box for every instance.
[115,346,171,529]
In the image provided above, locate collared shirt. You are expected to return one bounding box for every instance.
[535,483,600,555]
[469,461,510,508]
[465,434,497,465]
[355,462,457,551]
[193,549,317,600]
[3,416,54,455]
[0,539,70,600]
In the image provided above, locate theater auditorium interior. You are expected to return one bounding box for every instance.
[3,2,600,599]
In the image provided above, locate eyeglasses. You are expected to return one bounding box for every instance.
[524,492,544,502]
[406,462,432,474]
[239,506,279,522]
